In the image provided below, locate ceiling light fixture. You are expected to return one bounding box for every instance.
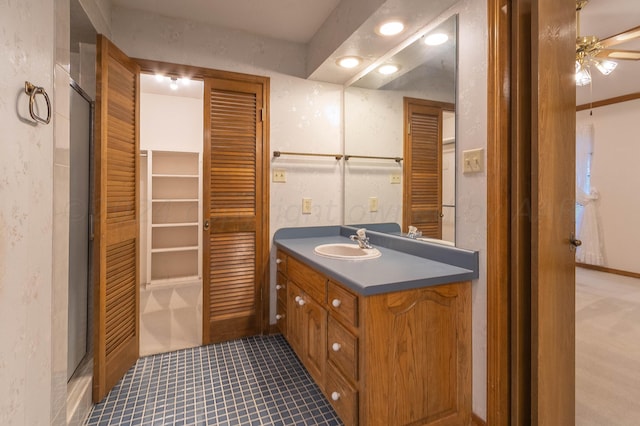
[378,64,399,75]
[377,21,405,36]
[424,33,448,46]
[337,56,361,69]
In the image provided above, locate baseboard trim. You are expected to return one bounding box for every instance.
[577,263,640,279]
[471,412,487,426]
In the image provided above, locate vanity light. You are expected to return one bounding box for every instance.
[377,21,405,36]
[424,33,449,46]
[155,73,165,82]
[337,56,361,69]
[378,64,399,75]
[169,77,179,90]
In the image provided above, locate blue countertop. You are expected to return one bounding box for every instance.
[274,226,478,296]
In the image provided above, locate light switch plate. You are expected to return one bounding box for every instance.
[462,148,485,174]
[273,169,286,183]
[390,174,401,184]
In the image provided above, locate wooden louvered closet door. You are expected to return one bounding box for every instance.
[403,98,445,239]
[93,35,140,403]
[203,77,267,344]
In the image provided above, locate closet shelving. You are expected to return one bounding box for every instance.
[145,150,202,288]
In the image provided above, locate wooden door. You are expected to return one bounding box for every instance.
[93,35,140,403]
[203,77,267,343]
[403,98,450,238]
[530,0,576,422]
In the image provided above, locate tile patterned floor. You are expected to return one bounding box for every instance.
[86,335,342,425]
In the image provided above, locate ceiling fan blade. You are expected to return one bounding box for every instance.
[596,49,640,61]
[599,25,640,48]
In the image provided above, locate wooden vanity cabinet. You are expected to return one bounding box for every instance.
[277,250,471,426]
[275,251,288,335]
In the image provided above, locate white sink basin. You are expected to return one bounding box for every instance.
[314,243,381,260]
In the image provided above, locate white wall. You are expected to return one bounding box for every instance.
[112,0,488,419]
[140,92,204,152]
[577,99,640,274]
[0,1,55,425]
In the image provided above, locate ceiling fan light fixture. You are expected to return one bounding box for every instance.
[575,66,591,86]
[595,59,617,75]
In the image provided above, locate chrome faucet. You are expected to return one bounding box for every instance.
[349,228,374,249]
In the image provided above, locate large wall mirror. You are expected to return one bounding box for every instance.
[344,14,457,245]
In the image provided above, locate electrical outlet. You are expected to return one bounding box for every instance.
[462,148,485,174]
[302,198,312,214]
[273,169,286,183]
[369,197,379,212]
[390,174,401,184]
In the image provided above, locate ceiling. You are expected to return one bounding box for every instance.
[73,0,639,102]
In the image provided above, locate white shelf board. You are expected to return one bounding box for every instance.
[151,246,199,253]
[152,174,199,178]
[152,198,199,203]
[151,222,199,228]
[145,275,202,290]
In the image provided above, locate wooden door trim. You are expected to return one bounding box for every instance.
[134,59,271,339]
[486,0,513,423]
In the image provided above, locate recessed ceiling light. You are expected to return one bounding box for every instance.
[424,33,449,46]
[378,64,399,75]
[337,56,361,69]
[377,21,405,36]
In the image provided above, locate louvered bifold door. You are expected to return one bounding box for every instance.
[93,35,140,403]
[203,78,264,344]
[404,102,443,239]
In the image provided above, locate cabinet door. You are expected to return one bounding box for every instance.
[286,281,304,355]
[302,297,327,388]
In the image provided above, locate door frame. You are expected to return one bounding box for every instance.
[135,59,272,337]
[487,0,576,423]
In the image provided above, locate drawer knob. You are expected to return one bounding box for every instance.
[295,296,301,303]
[276,258,283,264]
[298,298,306,306]
[276,284,284,290]
[276,314,284,320]
[331,391,341,401]
[332,299,342,308]
[332,342,342,352]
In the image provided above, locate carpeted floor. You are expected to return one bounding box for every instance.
[576,267,640,425]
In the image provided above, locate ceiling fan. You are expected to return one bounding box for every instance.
[575,0,640,86]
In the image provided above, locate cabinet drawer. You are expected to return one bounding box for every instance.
[288,256,326,304]
[328,316,358,382]
[276,250,287,274]
[328,280,358,327]
[326,364,358,426]
[276,300,287,337]
[276,272,287,306]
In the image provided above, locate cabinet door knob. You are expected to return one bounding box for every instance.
[331,391,340,401]
[276,314,284,320]
[276,284,284,290]
[298,298,306,306]
[276,258,283,264]
[332,343,341,352]
[332,299,342,308]
[295,296,301,303]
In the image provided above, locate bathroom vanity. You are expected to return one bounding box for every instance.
[273,226,478,426]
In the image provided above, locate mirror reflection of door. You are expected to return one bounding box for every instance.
[402,97,454,240]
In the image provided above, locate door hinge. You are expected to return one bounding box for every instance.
[260,108,265,122]
[408,122,411,135]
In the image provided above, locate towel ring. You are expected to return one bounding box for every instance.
[24,81,51,125]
